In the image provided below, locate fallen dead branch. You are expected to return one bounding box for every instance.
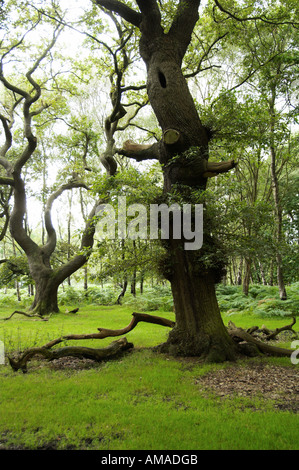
[2,310,48,321]
[260,317,297,341]
[38,312,175,349]
[227,319,297,357]
[7,313,174,372]
[8,338,133,373]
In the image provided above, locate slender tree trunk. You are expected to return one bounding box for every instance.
[15,280,21,302]
[243,258,251,296]
[117,278,128,305]
[84,266,88,291]
[258,260,267,285]
[236,258,243,285]
[131,274,136,297]
[269,85,287,300]
[269,259,274,285]
[140,276,144,294]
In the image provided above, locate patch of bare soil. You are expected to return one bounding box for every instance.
[48,356,100,370]
[195,361,299,412]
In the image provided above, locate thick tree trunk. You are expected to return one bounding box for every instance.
[29,275,59,315]
[138,23,237,360]
[145,56,237,357]
[102,0,238,360]
[159,240,237,361]
[27,258,60,315]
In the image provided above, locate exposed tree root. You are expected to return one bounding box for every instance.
[6,313,297,372]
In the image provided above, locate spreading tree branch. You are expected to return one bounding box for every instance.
[43,181,90,257]
[169,0,201,62]
[54,198,102,285]
[93,0,142,27]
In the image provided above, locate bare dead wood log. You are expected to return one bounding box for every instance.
[7,313,174,372]
[8,338,133,373]
[2,310,47,321]
[47,312,175,344]
[96,312,175,338]
[260,325,272,336]
[228,321,295,357]
[246,326,259,335]
[263,317,297,340]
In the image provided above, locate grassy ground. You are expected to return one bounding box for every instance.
[0,303,298,451]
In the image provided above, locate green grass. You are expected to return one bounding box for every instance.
[0,303,298,450]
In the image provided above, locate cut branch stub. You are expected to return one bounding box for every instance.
[122,139,152,153]
[163,129,181,145]
[203,159,236,178]
[118,140,160,161]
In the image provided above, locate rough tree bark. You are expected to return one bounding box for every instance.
[95,0,238,360]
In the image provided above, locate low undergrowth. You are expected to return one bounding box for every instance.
[2,281,298,317]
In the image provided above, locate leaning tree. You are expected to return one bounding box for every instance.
[0,16,103,315]
[89,0,298,361]
[0,3,154,316]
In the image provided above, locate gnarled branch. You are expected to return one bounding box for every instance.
[228,320,296,357]
[118,139,160,161]
[203,159,237,178]
[8,338,133,373]
[46,312,175,346]
[94,0,142,27]
[7,313,174,372]
[261,317,297,341]
[43,181,90,257]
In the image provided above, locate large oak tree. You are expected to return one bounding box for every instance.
[0,15,101,315]
[90,0,297,360]
[90,0,239,361]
